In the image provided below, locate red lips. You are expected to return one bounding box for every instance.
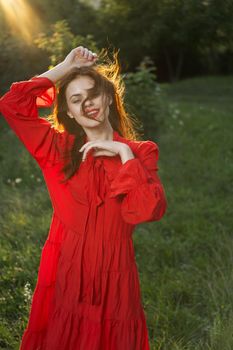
[85,108,100,119]
[85,108,99,113]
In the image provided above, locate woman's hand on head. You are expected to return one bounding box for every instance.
[63,46,98,69]
[37,46,98,83]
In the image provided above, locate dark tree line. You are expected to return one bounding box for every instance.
[1,0,233,89]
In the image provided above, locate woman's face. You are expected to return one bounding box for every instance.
[65,75,112,128]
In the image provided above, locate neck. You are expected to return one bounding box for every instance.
[84,127,114,142]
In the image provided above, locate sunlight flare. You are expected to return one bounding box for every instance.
[0,0,41,42]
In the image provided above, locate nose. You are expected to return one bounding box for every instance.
[84,97,94,106]
[83,99,95,112]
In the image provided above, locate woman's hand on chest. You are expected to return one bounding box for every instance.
[79,140,135,164]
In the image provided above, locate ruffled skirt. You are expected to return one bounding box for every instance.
[19,214,150,350]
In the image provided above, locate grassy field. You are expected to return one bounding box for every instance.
[0,75,232,349]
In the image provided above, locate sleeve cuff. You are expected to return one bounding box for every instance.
[31,76,56,108]
[109,157,149,198]
[9,76,56,108]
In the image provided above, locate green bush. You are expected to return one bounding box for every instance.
[124,56,167,140]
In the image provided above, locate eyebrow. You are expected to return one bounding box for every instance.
[69,86,95,100]
[70,93,82,100]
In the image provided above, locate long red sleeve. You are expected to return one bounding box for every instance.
[0,76,62,168]
[109,141,167,225]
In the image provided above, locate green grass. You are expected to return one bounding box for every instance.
[0,75,232,349]
[135,75,233,349]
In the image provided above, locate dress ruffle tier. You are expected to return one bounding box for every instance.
[20,214,150,350]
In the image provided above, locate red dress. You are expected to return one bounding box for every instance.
[0,76,167,350]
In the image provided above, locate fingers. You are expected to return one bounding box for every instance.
[79,143,94,161]
[79,144,117,162]
[79,143,104,161]
[82,146,101,161]
[83,47,89,59]
[75,46,97,61]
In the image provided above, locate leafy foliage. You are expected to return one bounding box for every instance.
[34,19,98,67]
[124,56,166,139]
[1,0,233,84]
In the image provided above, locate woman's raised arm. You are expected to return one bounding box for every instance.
[38,46,97,83]
[0,46,98,169]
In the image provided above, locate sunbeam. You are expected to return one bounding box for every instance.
[0,0,41,43]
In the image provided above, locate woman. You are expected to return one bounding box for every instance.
[0,46,167,350]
